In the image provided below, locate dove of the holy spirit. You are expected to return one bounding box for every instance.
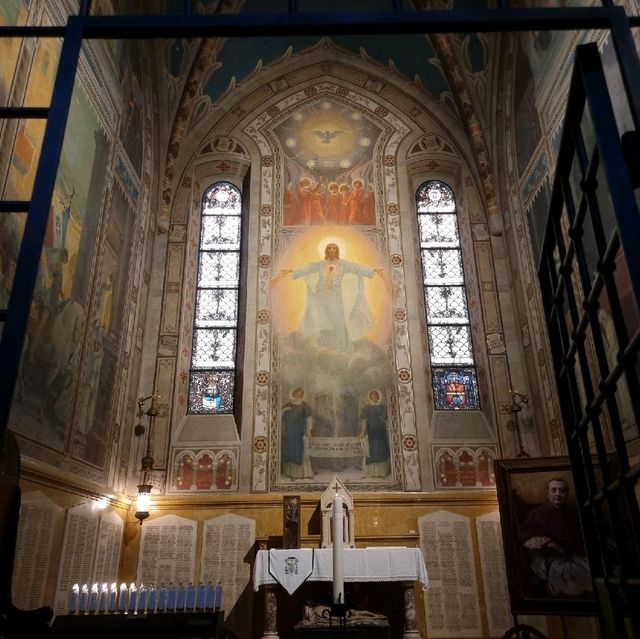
[310,129,346,143]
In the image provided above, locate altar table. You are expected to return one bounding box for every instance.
[253,548,428,639]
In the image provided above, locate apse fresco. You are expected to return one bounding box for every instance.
[9,84,110,451]
[274,99,381,227]
[271,223,394,484]
[270,99,397,485]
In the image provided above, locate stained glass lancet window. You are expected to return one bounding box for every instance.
[188,182,241,414]
[417,180,479,410]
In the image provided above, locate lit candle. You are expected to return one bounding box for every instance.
[89,583,99,613]
[128,583,137,614]
[79,584,89,614]
[332,493,344,605]
[99,583,109,614]
[118,583,128,612]
[138,584,147,614]
[69,584,79,614]
[108,583,117,612]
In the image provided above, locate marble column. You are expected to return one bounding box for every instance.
[262,585,279,639]
[403,583,422,639]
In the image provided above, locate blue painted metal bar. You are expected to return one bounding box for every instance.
[0,7,636,39]
[609,6,640,132]
[0,7,627,39]
[0,201,30,212]
[0,20,83,442]
[0,107,49,118]
[578,44,640,310]
[73,9,634,37]
[0,26,65,37]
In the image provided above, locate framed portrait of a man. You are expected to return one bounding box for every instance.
[495,457,597,615]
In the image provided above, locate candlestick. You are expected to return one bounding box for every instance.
[332,493,345,605]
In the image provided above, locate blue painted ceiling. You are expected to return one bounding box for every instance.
[166,0,489,105]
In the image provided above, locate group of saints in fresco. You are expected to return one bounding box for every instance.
[283,176,376,226]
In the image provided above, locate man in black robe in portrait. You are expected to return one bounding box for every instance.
[518,478,592,597]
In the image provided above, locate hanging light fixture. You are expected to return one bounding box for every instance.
[135,483,152,523]
[133,393,164,524]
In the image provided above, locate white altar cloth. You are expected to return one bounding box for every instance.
[253,547,428,592]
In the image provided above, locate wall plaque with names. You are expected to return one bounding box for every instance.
[419,510,482,638]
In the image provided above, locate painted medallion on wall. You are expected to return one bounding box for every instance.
[270,98,396,487]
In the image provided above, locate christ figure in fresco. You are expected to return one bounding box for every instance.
[271,242,388,353]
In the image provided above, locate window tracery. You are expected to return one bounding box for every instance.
[188,181,241,414]
[417,180,479,410]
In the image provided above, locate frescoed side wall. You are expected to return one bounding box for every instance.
[10,83,109,452]
[0,4,154,485]
[0,0,28,106]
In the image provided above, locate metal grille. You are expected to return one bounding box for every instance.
[197,251,240,288]
[538,43,640,637]
[417,213,459,246]
[200,216,241,250]
[425,286,468,324]
[192,328,237,369]
[427,325,474,365]
[421,248,464,285]
[195,289,238,327]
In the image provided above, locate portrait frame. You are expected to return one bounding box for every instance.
[494,456,597,615]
